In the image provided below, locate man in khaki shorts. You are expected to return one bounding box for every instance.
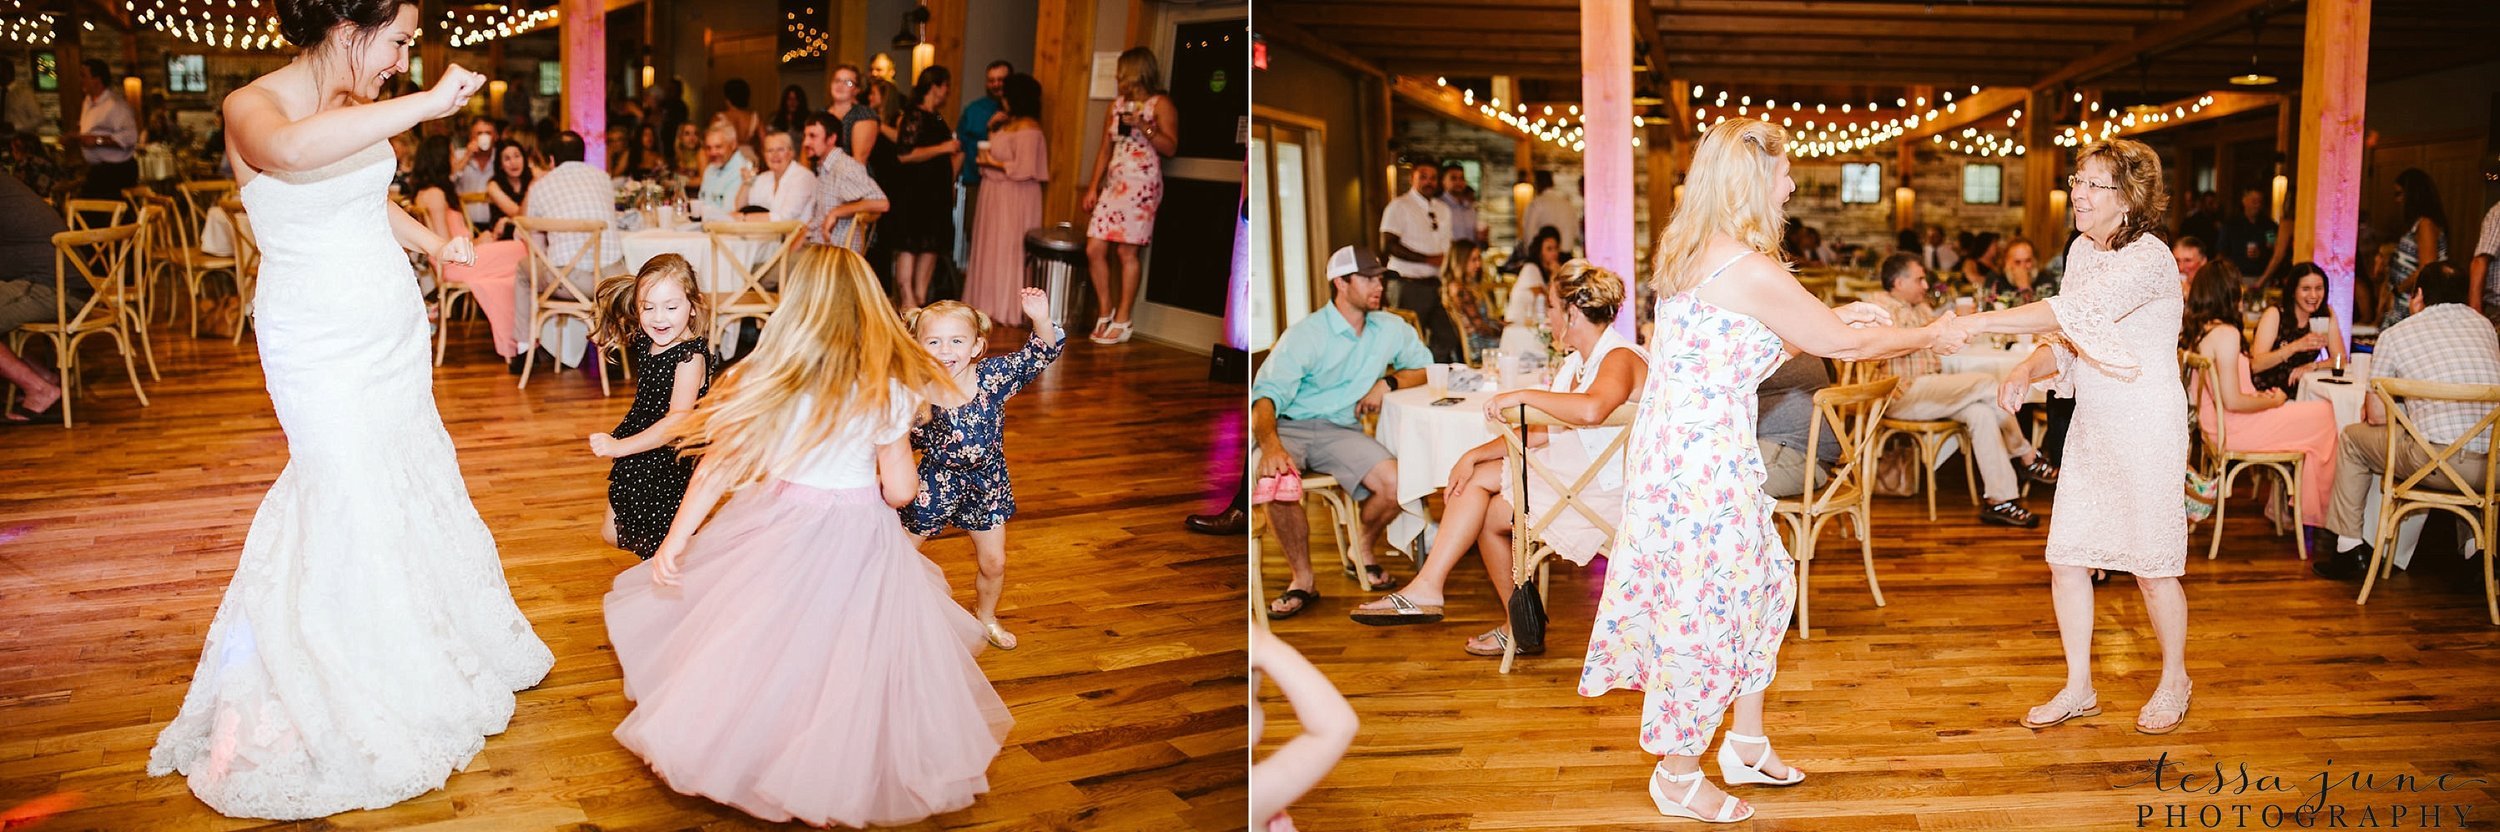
[1254,246,1433,618]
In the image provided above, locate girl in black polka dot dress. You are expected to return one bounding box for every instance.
[589,254,715,559]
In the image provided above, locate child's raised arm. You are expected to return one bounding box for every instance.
[986,288,1066,399]
[592,352,711,458]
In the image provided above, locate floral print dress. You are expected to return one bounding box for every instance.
[1578,253,1795,757]
[1084,95,1165,245]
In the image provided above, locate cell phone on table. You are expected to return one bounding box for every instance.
[1430,397,1465,407]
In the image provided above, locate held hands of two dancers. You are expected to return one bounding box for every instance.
[1833,299,1975,355]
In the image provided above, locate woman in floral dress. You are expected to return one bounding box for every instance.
[1078,48,1178,345]
[1579,118,1962,824]
[1950,138,2194,735]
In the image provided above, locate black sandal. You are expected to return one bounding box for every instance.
[1981,500,2041,528]
[1268,588,1319,619]
[2018,458,2061,486]
[1343,563,1401,591]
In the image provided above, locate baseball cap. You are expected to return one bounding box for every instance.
[1325,246,1391,280]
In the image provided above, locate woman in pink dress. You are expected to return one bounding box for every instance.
[966,74,1048,329]
[1951,138,2197,735]
[407,135,523,362]
[1580,118,1958,824]
[1078,48,1178,345]
[2182,261,2338,529]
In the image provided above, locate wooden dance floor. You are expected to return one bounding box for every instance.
[1256,480,2500,831]
[0,321,1246,830]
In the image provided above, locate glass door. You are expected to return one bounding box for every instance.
[1250,117,1323,352]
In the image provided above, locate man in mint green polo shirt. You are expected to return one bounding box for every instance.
[1255,246,1434,618]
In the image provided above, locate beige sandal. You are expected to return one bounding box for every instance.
[2021,687,2100,729]
[2136,681,2192,735]
[983,620,1020,651]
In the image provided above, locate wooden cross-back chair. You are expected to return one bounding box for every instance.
[2355,378,2500,626]
[2180,350,2308,560]
[511,215,614,395]
[6,223,149,428]
[223,201,262,345]
[63,198,126,230]
[701,219,806,352]
[1775,377,1898,639]
[1495,400,1637,674]
[1837,358,1981,520]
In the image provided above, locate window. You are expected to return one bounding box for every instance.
[166,55,206,93]
[538,62,560,96]
[1963,163,2003,204]
[1840,163,1882,204]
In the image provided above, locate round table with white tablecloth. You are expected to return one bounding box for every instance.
[1376,386,1501,557]
[617,228,780,296]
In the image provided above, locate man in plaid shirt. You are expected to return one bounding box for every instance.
[800,113,888,249]
[2316,262,2500,579]
[1863,252,2060,528]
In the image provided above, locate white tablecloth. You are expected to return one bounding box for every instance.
[200,206,235,257]
[1377,387,1501,556]
[618,228,776,296]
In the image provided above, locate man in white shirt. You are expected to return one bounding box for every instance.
[451,117,498,226]
[1919,225,1962,273]
[1,59,43,137]
[1864,252,2059,527]
[1519,170,1580,256]
[1378,156,1456,361]
[733,131,816,224]
[73,60,137,199]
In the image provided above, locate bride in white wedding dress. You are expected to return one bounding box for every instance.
[144,0,554,819]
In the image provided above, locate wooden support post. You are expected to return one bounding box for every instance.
[2293,0,2368,340]
[1643,124,1675,261]
[419,0,449,89]
[1581,0,1633,337]
[561,0,607,167]
[2023,88,2063,248]
[1033,0,1096,226]
[925,0,965,110]
[830,0,868,67]
[52,5,81,133]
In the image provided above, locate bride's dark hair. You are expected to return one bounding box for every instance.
[280,0,413,49]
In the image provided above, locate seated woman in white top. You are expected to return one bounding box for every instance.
[1350,262,1648,658]
[731,131,818,223]
[1502,227,1568,358]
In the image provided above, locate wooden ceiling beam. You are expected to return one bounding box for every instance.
[1658,13,2136,42]
[1897,86,2031,141]
[1628,0,1689,135]
[2029,0,2286,91]
[1389,73,1538,143]
[1644,0,2187,24]
[2062,90,2283,141]
[1253,9,1387,79]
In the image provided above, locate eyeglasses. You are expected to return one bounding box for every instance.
[832,78,859,88]
[2066,175,2119,193]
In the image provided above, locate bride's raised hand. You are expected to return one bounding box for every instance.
[425,65,487,120]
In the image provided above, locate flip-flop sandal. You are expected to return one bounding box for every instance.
[1348,593,1444,625]
[1268,587,1319,620]
[1342,563,1401,591]
[1462,629,1542,657]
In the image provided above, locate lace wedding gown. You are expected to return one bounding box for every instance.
[145,141,555,819]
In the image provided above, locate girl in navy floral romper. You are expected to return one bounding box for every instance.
[902,288,1062,649]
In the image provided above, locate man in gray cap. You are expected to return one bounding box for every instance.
[1252,245,1433,618]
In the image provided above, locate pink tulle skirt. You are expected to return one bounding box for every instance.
[603,482,1012,827]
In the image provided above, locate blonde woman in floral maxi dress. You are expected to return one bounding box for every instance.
[1578,118,1966,824]
[1948,138,2195,735]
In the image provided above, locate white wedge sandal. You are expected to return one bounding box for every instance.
[1650,764,1754,823]
[1716,732,1807,786]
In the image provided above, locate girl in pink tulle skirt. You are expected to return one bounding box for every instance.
[602,246,1011,828]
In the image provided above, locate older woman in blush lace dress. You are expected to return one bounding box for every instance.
[1949,137,2196,736]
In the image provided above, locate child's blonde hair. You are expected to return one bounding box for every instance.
[903,300,992,340]
[593,253,713,355]
[676,246,957,489]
